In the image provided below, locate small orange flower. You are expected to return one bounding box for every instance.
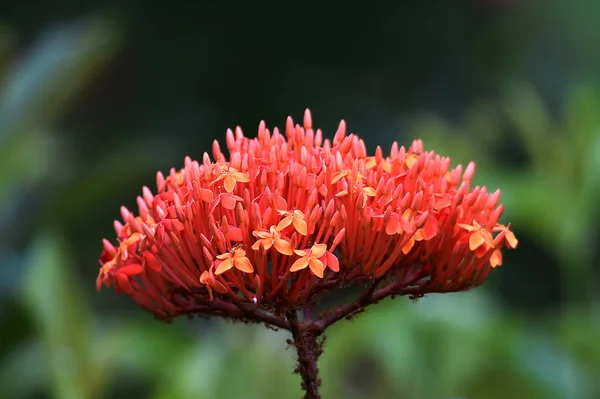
[336,184,377,209]
[365,151,392,173]
[251,226,294,255]
[457,220,495,251]
[489,224,518,268]
[290,243,329,278]
[214,192,243,211]
[214,247,254,274]
[200,267,228,301]
[490,249,503,268]
[210,165,250,193]
[276,209,308,235]
[493,223,518,249]
[330,169,351,185]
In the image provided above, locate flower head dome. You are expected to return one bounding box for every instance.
[97,110,517,323]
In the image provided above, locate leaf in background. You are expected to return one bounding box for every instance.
[0,340,47,398]
[565,84,600,219]
[148,325,229,399]
[0,15,122,146]
[579,128,600,213]
[506,83,552,173]
[463,100,502,152]
[0,14,122,247]
[21,230,97,399]
[0,131,53,208]
[564,84,598,167]
[511,331,590,399]
[149,324,297,399]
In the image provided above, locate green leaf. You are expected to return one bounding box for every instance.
[0,15,122,145]
[506,83,552,173]
[564,84,599,166]
[21,230,97,399]
[150,324,298,399]
[0,339,46,398]
[0,131,53,203]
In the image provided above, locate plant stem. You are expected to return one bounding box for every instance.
[288,311,322,399]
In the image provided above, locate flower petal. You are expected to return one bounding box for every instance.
[227,227,243,242]
[234,257,254,273]
[308,257,324,278]
[457,223,476,232]
[362,187,377,196]
[221,194,237,210]
[233,172,250,183]
[434,197,452,210]
[325,252,339,272]
[198,188,214,202]
[311,243,327,258]
[421,215,438,240]
[385,216,400,235]
[215,258,234,274]
[234,248,247,257]
[223,174,236,193]
[331,170,348,184]
[213,280,228,294]
[505,230,518,248]
[252,230,269,239]
[199,271,210,284]
[482,230,495,247]
[274,238,294,255]
[119,264,144,276]
[490,249,503,268]
[293,218,308,235]
[143,253,162,272]
[276,216,293,231]
[469,231,485,251]
[401,238,414,254]
[407,154,420,168]
[116,273,133,295]
[290,257,309,272]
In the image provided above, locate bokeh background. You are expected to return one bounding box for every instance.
[1,1,600,398]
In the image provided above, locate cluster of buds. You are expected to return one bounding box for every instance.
[96,110,517,323]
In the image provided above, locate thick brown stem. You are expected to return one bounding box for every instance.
[288,311,323,399]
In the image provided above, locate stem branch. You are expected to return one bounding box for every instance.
[288,310,323,399]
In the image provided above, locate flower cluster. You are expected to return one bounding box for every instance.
[97,110,517,320]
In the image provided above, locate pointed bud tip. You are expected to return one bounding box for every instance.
[303,109,313,130]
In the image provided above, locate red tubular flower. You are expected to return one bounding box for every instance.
[96,109,517,322]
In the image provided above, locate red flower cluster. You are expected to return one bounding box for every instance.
[97,110,517,321]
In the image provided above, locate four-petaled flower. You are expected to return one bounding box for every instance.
[276,209,308,235]
[457,220,495,251]
[489,223,519,267]
[215,247,254,275]
[252,226,294,255]
[290,243,338,278]
[335,184,377,208]
[200,266,228,301]
[493,223,518,249]
[366,152,392,174]
[213,192,243,211]
[210,165,250,193]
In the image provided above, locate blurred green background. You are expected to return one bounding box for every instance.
[1,2,599,398]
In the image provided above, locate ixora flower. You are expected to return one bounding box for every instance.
[96,110,517,398]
